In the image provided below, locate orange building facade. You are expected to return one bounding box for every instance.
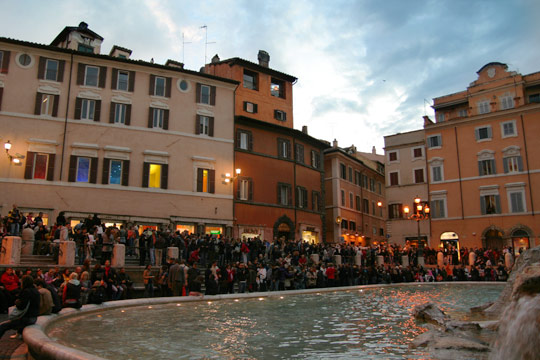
[426,62,540,253]
[205,52,328,243]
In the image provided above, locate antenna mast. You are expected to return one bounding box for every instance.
[182,33,192,63]
[200,25,216,64]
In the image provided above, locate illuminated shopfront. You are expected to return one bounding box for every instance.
[511,229,530,255]
[205,225,223,236]
[240,227,263,241]
[176,224,195,234]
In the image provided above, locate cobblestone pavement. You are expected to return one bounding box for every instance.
[0,313,28,360]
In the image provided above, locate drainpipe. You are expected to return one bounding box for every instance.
[454,127,465,219]
[520,114,534,216]
[59,52,74,181]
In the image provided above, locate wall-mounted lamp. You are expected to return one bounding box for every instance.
[223,168,242,184]
[4,140,25,166]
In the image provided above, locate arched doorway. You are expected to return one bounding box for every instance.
[483,228,504,249]
[273,215,295,241]
[440,231,461,261]
[511,229,530,255]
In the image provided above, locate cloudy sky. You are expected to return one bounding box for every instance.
[2,0,538,153]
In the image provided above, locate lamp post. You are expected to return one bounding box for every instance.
[4,140,25,165]
[403,196,430,264]
[224,168,242,184]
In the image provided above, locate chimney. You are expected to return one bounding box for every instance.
[333,139,338,148]
[302,126,308,134]
[258,50,270,67]
[78,22,89,30]
[211,54,220,63]
[372,146,376,154]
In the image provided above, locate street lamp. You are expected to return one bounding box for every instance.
[403,196,430,246]
[4,140,25,165]
[223,168,241,184]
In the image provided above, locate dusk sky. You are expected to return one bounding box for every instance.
[1,0,537,153]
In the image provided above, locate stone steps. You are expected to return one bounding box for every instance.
[19,255,56,267]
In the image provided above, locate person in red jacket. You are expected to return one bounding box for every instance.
[326,263,336,287]
[0,267,20,306]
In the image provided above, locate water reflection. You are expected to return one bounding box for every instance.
[47,284,502,359]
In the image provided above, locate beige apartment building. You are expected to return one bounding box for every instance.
[384,130,430,247]
[0,22,238,234]
[324,141,386,245]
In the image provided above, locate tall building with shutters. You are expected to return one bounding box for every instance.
[425,62,540,254]
[205,52,329,243]
[0,22,238,234]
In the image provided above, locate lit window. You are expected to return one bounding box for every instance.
[481,194,500,215]
[33,153,49,179]
[149,164,162,188]
[109,160,123,185]
[76,157,90,182]
[196,168,215,193]
[271,78,285,98]
[84,66,99,87]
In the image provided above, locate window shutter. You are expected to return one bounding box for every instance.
[274,110,278,119]
[286,141,291,159]
[209,169,215,193]
[128,71,135,92]
[98,66,107,88]
[210,86,216,105]
[24,151,35,179]
[47,154,55,181]
[236,179,241,199]
[478,161,483,176]
[165,77,172,98]
[68,155,77,182]
[487,127,492,139]
[287,186,292,206]
[503,158,509,173]
[0,88,3,111]
[102,158,110,184]
[122,160,130,186]
[196,168,204,192]
[491,159,497,174]
[148,108,153,128]
[142,162,150,188]
[76,63,85,85]
[517,156,523,171]
[109,102,115,123]
[495,195,501,213]
[111,68,118,90]
[277,140,281,157]
[125,104,131,126]
[303,189,308,208]
[57,60,65,82]
[235,130,241,147]
[474,128,479,140]
[283,112,287,121]
[161,164,168,190]
[208,117,214,137]
[149,75,156,95]
[480,197,486,215]
[163,109,169,130]
[52,95,59,117]
[75,97,82,120]
[253,103,258,113]
[248,179,253,201]
[196,83,201,103]
[195,115,201,134]
[94,100,101,122]
[243,101,247,111]
[277,184,282,204]
[295,187,299,207]
[90,157,98,184]
[34,92,42,115]
[38,57,46,79]
[248,132,253,151]
[0,50,10,74]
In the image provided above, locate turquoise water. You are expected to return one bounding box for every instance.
[47,284,503,359]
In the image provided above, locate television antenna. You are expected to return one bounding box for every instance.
[200,25,216,64]
[182,33,192,63]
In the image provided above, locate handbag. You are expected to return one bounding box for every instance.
[8,301,30,320]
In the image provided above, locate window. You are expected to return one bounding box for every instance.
[112,69,134,92]
[478,100,490,114]
[362,174,368,188]
[436,113,446,122]
[295,144,304,163]
[388,204,403,219]
[39,94,56,116]
[81,99,96,120]
[340,163,347,179]
[148,108,169,130]
[389,172,399,186]
[529,94,540,103]
[500,96,514,110]
[143,163,169,189]
[68,156,97,184]
[501,120,517,138]
[110,103,130,125]
[431,165,443,182]
[296,186,308,208]
[503,156,523,173]
[154,76,166,97]
[478,159,496,176]
[388,151,398,162]
[243,70,258,90]
[377,182,382,195]
[44,59,58,81]
[355,195,361,211]
[196,115,214,136]
[363,199,369,213]
[236,130,252,151]
[24,152,55,181]
[277,138,291,159]
[508,191,525,213]
[348,167,353,182]
[243,101,258,114]
[237,178,252,201]
[17,53,32,67]
[414,168,425,183]
[196,168,215,193]
[372,201,376,215]
[0,50,9,74]
[278,183,292,206]
[458,108,468,117]
[430,199,446,218]
[196,83,215,105]
[312,191,321,212]
[270,78,285,98]
[475,126,492,141]
[481,194,501,215]
[427,135,442,149]
[84,66,99,87]
[117,71,129,91]
[350,221,356,232]
[77,43,93,53]
[369,177,376,190]
[341,220,348,230]
[311,150,321,169]
[349,192,353,208]
[102,158,129,186]
[274,110,286,121]
[341,190,345,206]
[412,147,423,159]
